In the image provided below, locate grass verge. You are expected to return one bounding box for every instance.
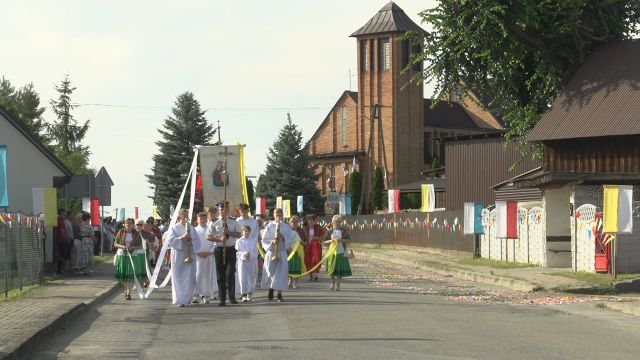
[550,272,640,294]
[0,283,40,302]
[459,257,535,269]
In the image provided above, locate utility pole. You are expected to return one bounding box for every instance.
[358,104,379,215]
[217,120,222,145]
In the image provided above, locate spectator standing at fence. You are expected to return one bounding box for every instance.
[323,215,352,291]
[56,209,71,275]
[71,213,86,275]
[81,213,97,275]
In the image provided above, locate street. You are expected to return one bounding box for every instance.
[29,257,640,360]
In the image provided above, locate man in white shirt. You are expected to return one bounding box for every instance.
[207,201,241,306]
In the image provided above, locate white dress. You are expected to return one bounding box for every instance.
[235,237,252,295]
[167,222,199,306]
[260,221,295,291]
[194,224,217,298]
[236,216,259,293]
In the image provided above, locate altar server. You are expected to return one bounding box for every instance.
[261,208,295,302]
[167,209,198,307]
[235,225,254,302]
[235,203,259,298]
[194,212,217,303]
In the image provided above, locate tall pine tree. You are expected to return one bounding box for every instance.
[147,92,216,219]
[370,166,385,213]
[48,74,92,174]
[256,113,323,215]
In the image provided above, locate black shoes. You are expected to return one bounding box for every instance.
[229,297,238,305]
[268,289,274,301]
[277,292,283,303]
[218,301,226,307]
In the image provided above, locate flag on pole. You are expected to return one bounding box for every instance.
[117,208,126,222]
[345,194,352,215]
[276,196,283,210]
[352,156,357,171]
[134,207,139,220]
[496,201,518,238]
[342,163,349,177]
[91,198,100,225]
[282,199,291,218]
[420,184,435,212]
[603,185,633,234]
[82,197,91,213]
[255,197,267,215]
[0,145,8,207]
[152,205,159,220]
[32,188,57,226]
[339,194,346,215]
[296,195,304,214]
[388,189,400,213]
[463,202,485,235]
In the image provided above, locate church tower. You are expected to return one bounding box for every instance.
[351,2,426,201]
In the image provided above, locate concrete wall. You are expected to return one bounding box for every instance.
[480,203,546,266]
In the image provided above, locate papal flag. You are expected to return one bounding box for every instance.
[388,189,400,214]
[603,185,633,234]
[421,184,435,212]
[276,196,283,210]
[463,202,485,235]
[282,199,291,218]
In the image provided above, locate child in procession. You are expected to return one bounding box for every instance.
[323,215,352,291]
[235,225,253,302]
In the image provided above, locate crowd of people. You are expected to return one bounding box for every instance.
[109,202,353,307]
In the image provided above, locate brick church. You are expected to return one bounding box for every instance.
[307,2,502,211]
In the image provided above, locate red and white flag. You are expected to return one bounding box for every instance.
[255,197,267,216]
[496,201,518,238]
[388,189,400,214]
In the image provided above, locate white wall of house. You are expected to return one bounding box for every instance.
[544,186,571,236]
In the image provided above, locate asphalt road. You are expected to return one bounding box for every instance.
[29,259,640,360]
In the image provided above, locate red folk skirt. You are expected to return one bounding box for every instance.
[305,239,322,274]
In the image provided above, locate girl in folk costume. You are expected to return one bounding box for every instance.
[323,215,352,291]
[194,212,217,304]
[167,209,199,307]
[113,218,147,300]
[261,208,296,302]
[287,215,307,288]
[303,214,325,281]
[235,225,253,302]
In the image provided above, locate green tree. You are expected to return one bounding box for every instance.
[255,113,323,215]
[411,0,640,156]
[48,74,92,174]
[369,166,385,213]
[147,92,216,219]
[0,77,48,143]
[246,177,255,213]
[348,169,362,214]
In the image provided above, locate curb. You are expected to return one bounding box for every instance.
[359,249,540,292]
[604,301,640,317]
[2,282,120,360]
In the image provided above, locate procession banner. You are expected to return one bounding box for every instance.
[199,145,245,211]
[283,199,291,218]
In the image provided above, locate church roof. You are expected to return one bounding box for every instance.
[351,2,427,37]
[423,99,500,131]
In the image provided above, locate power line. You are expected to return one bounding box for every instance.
[72,102,332,112]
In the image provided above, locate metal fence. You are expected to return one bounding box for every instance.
[0,213,44,297]
[320,210,473,253]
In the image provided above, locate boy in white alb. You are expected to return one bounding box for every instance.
[235,225,253,302]
[193,212,217,303]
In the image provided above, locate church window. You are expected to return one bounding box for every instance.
[361,40,369,71]
[341,107,349,146]
[330,165,336,191]
[380,38,390,70]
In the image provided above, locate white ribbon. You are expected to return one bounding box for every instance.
[144,149,199,298]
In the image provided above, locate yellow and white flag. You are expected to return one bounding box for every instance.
[283,199,291,218]
[421,184,435,212]
[603,185,633,234]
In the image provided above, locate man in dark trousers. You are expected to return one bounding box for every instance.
[207,201,241,306]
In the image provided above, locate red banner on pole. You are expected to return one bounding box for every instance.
[506,201,518,238]
[134,207,139,220]
[91,198,100,226]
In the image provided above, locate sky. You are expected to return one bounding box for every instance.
[0,0,438,218]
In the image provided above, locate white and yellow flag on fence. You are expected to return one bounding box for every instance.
[199,144,249,211]
[603,185,633,234]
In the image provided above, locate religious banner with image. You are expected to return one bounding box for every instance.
[199,145,247,211]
